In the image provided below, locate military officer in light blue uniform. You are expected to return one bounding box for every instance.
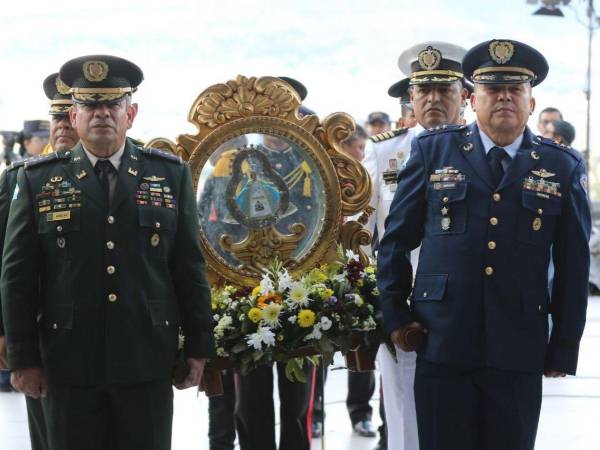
[377,39,591,450]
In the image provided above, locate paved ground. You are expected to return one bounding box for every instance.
[2,297,600,450]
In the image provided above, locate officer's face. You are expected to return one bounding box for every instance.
[471,83,535,134]
[341,137,366,161]
[410,82,466,129]
[366,121,390,136]
[23,136,48,156]
[538,111,562,136]
[50,114,79,152]
[70,97,137,153]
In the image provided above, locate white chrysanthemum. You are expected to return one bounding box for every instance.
[259,273,275,295]
[303,323,323,341]
[213,314,220,322]
[278,269,293,292]
[246,326,276,350]
[288,315,297,324]
[320,316,332,331]
[345,249,359,262]
[288,282,310,307]
[262,303,282,328]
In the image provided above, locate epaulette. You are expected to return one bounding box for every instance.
[128,137,146,147]
[534,135,582,162]
[369,128,409,143]
[7,159,27,172]
[23,151,72,170]
[139,147,182,164]
[419,124,466,138]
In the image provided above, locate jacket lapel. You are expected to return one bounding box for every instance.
[110,139,146,214]
[62,143,107,210]
[497,128,538,191]
[458,123,496,191]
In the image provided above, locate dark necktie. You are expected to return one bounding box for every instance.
[487,146,508,187]
[94,159,115,205]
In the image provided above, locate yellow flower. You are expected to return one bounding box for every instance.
[365,266,375,274]
[321,288,334,300]
[307,268,327,283]
[298,309,316,328]
[251,286,262,297]
[248,307,263,323]
[277,334,284,342]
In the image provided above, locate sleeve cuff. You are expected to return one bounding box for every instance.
[7,340,41,370]
[544,340,580,375]
[184,331,216,359]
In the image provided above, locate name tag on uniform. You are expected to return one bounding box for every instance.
[46,211,71,222]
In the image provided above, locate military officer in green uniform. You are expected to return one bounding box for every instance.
[1,55,215,450]
[0,71,78,450]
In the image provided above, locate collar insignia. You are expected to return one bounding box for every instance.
[128,167,139,176]
[76,170,87,180]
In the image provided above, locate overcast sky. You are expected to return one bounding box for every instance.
[0,0,597,163]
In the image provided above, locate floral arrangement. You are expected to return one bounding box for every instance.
[210,247,381,381]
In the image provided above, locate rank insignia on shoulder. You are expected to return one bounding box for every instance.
[531,169,555,179]
[369,127,408,143]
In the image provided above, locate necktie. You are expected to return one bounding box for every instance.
[95,159,115,205]
[487,146,508,187]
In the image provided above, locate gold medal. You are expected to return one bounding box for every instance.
[532,217,542,231]
[441,217,451,231]
[151,233,160,247]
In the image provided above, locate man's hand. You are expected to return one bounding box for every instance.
[11,367,47,398]
[544,370,567,378]
[390,322,428,352]
[0,336,7,370]
[174,357,207,390]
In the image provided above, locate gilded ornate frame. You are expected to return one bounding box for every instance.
[146,75,372,287]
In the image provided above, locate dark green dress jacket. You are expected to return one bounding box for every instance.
[1,140,215,385]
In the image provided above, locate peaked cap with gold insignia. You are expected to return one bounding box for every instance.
[462,39,548,87]
[43,72,73,115]
[59,54,144,104]
[397,41,469,86]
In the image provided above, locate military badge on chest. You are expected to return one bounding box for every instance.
[523,170,561,199]
[522,169,561,233]
[136,176,177,209]
[382,159,401,192]
[37,176,82,222]
[429,167,465,232]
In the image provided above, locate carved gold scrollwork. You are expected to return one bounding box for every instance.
[189,76,301,130]
[220,224,307,275]
[145,74,372,286]
[339,220,371,268]
[316,113,372,216]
